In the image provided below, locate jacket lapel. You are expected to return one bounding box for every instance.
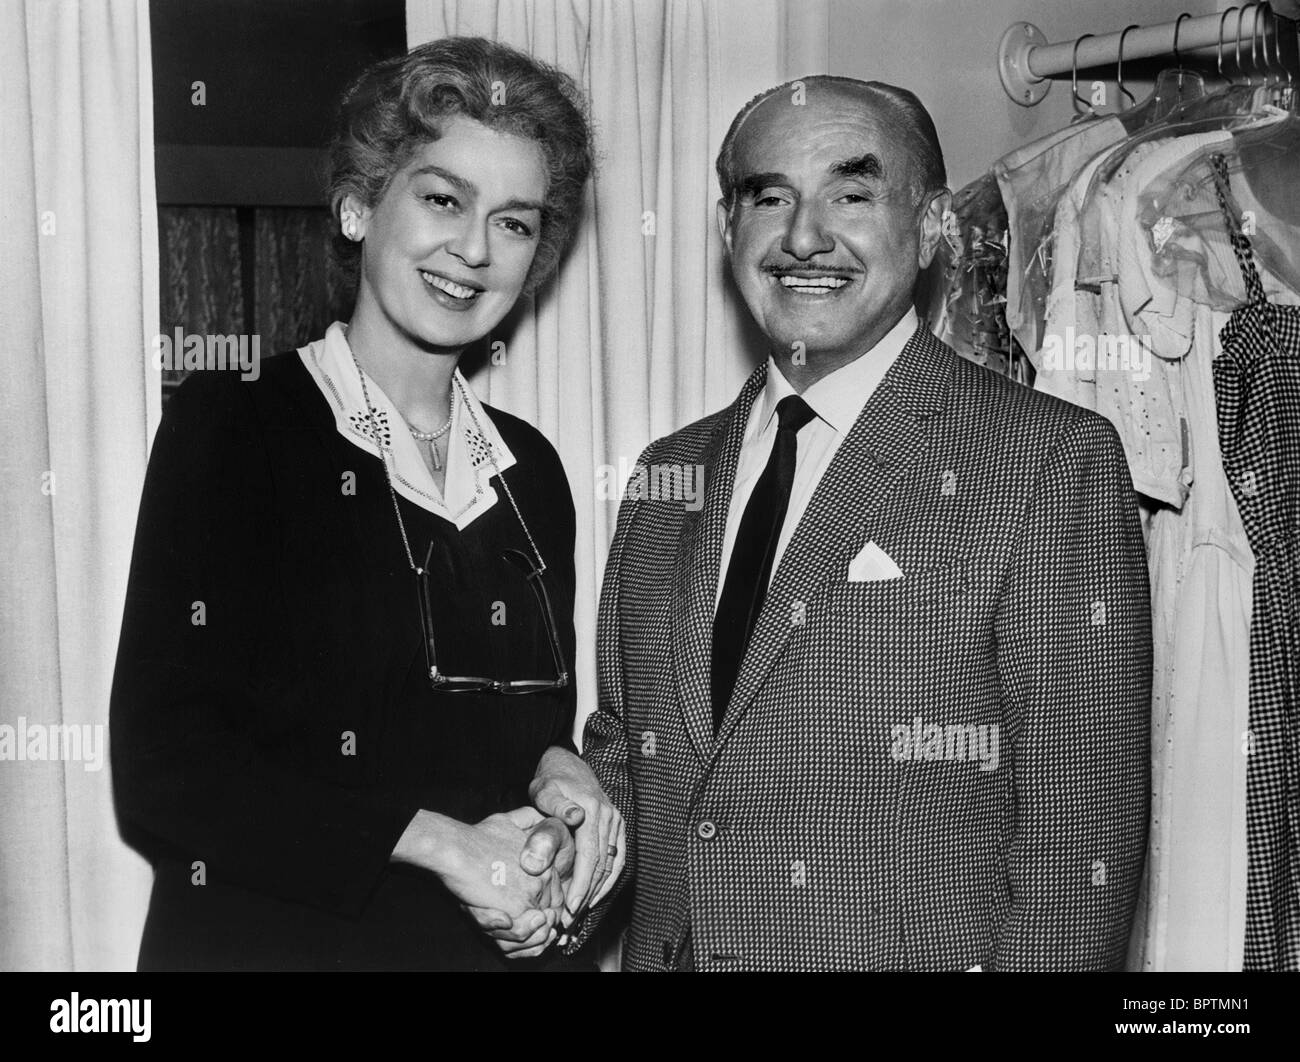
[712,327,957,752]
[670,364,769,763]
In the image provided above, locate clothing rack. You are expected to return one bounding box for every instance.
[999,3,1292,105]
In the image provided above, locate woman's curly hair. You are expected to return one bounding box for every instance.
[327,37,592,296]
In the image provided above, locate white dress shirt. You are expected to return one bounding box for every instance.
[716,307,919,607]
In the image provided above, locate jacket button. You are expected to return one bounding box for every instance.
[697,820,718,840]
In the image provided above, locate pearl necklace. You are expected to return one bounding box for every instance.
[348,350,546,579]
[407,399,453,471]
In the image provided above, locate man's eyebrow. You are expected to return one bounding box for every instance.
[830,154,885,180]
[736,172,789,199]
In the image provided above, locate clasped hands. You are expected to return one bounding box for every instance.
[457,748,625,959]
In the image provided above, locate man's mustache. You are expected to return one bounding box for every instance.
[761,264,863,276]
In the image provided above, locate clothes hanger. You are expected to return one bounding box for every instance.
[1071,33,1099,122]
[1134,0,1300,305]
[1222,1,1300,228]
[1275,5,1296,109]
[1092,3,1268,189]
[1059,5,1293,316]
[1242,2,1271,91]
[1118,18,1209,131]
[1183,4,1260,111]
[1283,6,1297,110]
[1236,3,1254,84]
[1168,5,1258,114]
[1148,13,1208,124]
[1110,5,1285,199]
[1255,2,1272,85]
[1260,3,1293,106]
[1174,12,1193,94]
[1117,24,1140,110]
[1249,1,1287,95]
[1284,8,1294,111]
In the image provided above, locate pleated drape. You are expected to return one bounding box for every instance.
[406,0,828,733]
[0,0,158,971]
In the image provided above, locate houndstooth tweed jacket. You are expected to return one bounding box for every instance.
[576,325,1152,971]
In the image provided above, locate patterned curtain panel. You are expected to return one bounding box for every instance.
[157,206,244,400]
[158,205,354,403]
[254,207,354,356]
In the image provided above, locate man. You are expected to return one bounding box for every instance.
[535,76,1152,971]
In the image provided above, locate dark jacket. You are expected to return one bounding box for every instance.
[110,351,581,970]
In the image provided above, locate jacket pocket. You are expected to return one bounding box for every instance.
[832,558,973,615]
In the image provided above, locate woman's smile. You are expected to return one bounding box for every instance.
[420,268,485,310]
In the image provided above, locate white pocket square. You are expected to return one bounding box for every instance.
[847,541,904,582]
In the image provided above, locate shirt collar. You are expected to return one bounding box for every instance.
[755,307,919,437]
[298,321,517,530]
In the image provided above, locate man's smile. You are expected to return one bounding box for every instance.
[765,269,858,297]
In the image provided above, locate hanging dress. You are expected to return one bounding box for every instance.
[1210,152,1300,972]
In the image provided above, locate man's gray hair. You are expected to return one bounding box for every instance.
[715,75,947,211]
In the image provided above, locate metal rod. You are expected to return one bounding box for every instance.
[1026,5,1263,80]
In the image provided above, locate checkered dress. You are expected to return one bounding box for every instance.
[1211,154,1300,972]
[573,326,1152,971]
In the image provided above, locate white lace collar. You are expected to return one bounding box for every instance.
[298,321,517,530]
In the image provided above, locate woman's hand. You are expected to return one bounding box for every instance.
[527,746,626,927]
[461,904,560,959]
[393,806,569,954]
[457,810,577,959]
[439,807,568,917]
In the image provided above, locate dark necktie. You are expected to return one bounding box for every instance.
[711,393,816,731]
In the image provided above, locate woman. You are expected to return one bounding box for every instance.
[111,37,620,971]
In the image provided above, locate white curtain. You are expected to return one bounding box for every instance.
[0,0,159,970]
[406,0,829,734]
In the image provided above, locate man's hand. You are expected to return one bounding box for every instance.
[524,746,625,928]
[519,810,578,879]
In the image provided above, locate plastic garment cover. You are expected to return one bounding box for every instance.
[929,172,1019,377]
[995,116,1128,360]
